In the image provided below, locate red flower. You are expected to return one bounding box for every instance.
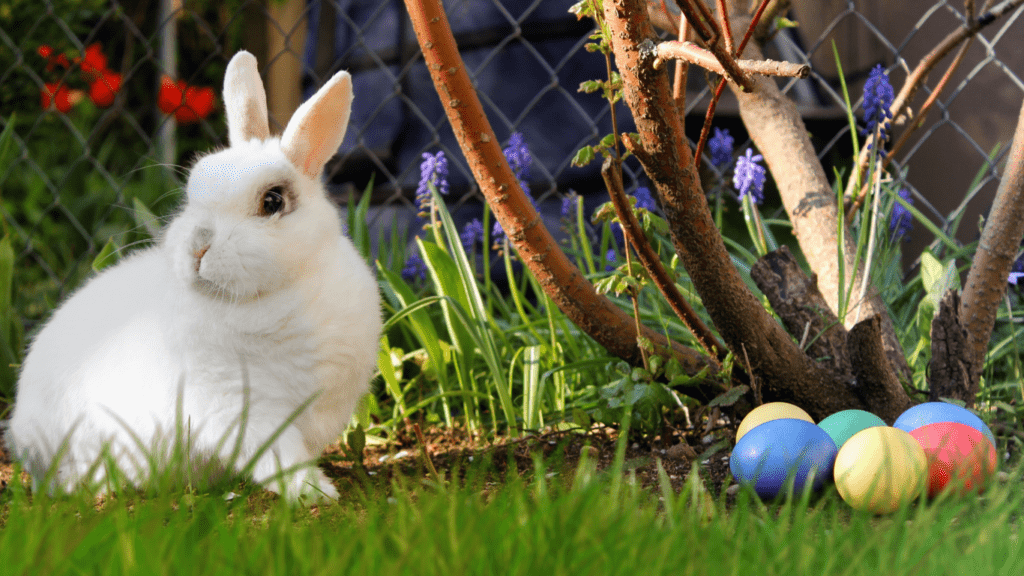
[80,43,108,80]
[159,75,216,124]
[89,71,122,108]
[38,44,71,72]
[41,83,74,113]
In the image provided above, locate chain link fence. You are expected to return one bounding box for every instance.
[1,0,1023,323]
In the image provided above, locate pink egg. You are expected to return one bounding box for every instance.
[909,421,997,497]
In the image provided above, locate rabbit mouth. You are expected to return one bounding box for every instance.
[191,277,263,303]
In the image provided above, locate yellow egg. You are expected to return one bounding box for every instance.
[834,427,928,514]
[736,402,814,443]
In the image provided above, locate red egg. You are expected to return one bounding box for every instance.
[909,421,997,497]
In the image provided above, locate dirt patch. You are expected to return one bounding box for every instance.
[320,420,737,499]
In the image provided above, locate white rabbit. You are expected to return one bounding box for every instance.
[5,51,382,500]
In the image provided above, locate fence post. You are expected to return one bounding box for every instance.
[158,0,179,170]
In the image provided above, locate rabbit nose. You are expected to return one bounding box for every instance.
[194,245,210,272]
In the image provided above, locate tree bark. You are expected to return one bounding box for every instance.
[959,98,1024,400]
[929,290,975,404]
[603,0,867,420]
[726,29,911,384]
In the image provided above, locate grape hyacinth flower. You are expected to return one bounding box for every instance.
[605,249,617,272]
[632,186,656,211]
[504,132,532,193]
[493,133,537,247]
[460,218,484,253]
[733,148,766,205]
[562,191,581,220]
[1009,246,1024,287]
[708,127,734,168]
[889,188,914,242]
[416,150,450,217]
[402,250,427,282]
[861,64,894,147]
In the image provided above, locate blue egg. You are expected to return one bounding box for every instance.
[729,418,838,500]
[893,402,996,448]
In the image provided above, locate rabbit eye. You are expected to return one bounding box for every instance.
[261,186,285,216]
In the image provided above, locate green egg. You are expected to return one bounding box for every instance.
[818,409,887,450]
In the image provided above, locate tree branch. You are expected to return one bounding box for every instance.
[726,25,912,383]
[604,0,864,420]
[655,41,809,79]
[402,0,717,386]
[600,157,727,363]
[959,97,1024,396]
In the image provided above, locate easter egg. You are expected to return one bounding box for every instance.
[818,409,887,450]
[834,427,927,514]
[736,402,814,443]
[909,421,997,497]
[893,402,995,449]
[730,418,838,500]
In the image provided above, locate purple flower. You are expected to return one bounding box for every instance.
[708,127,734,168]
[416,151,450,214]
[492,133,538,246]
[605,248,617,271]
[504,132,532,194]
[562,191,581,220]
[402,250,427,282]
[861,64,894,146]
[733,148,766,205]
[632,186,656,212]
[889,188,913,241]
[461,218,484,252]
[1009,248,1024,286]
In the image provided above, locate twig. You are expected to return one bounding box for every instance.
[601,157,727,363]
[741,343,761,405]
[656,42,809,79]
[692,0,774,164]
[413,423,444,485]
[673,0,754,92]
[671,11,690,117]
[714,0,735,54]
[402,0,717,381]
[844,0,1024,199]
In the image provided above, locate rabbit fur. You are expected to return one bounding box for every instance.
[5,51,382,500]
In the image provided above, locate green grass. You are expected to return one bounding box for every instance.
[4,447,1024,575]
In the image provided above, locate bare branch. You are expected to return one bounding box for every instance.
[656,41,809,79]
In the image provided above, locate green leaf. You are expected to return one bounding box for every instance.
[92,239,119,272]
[775,16,799,29]
[708,385,750,408]
[572,408,592,429]
[132,197,162,239]
[579,80,603,94]
[572,146,596,168]
[600,133,616,147]
[920,252,943,295]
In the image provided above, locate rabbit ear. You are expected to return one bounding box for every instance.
[223,51,270,145]
[280,70,353,179]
